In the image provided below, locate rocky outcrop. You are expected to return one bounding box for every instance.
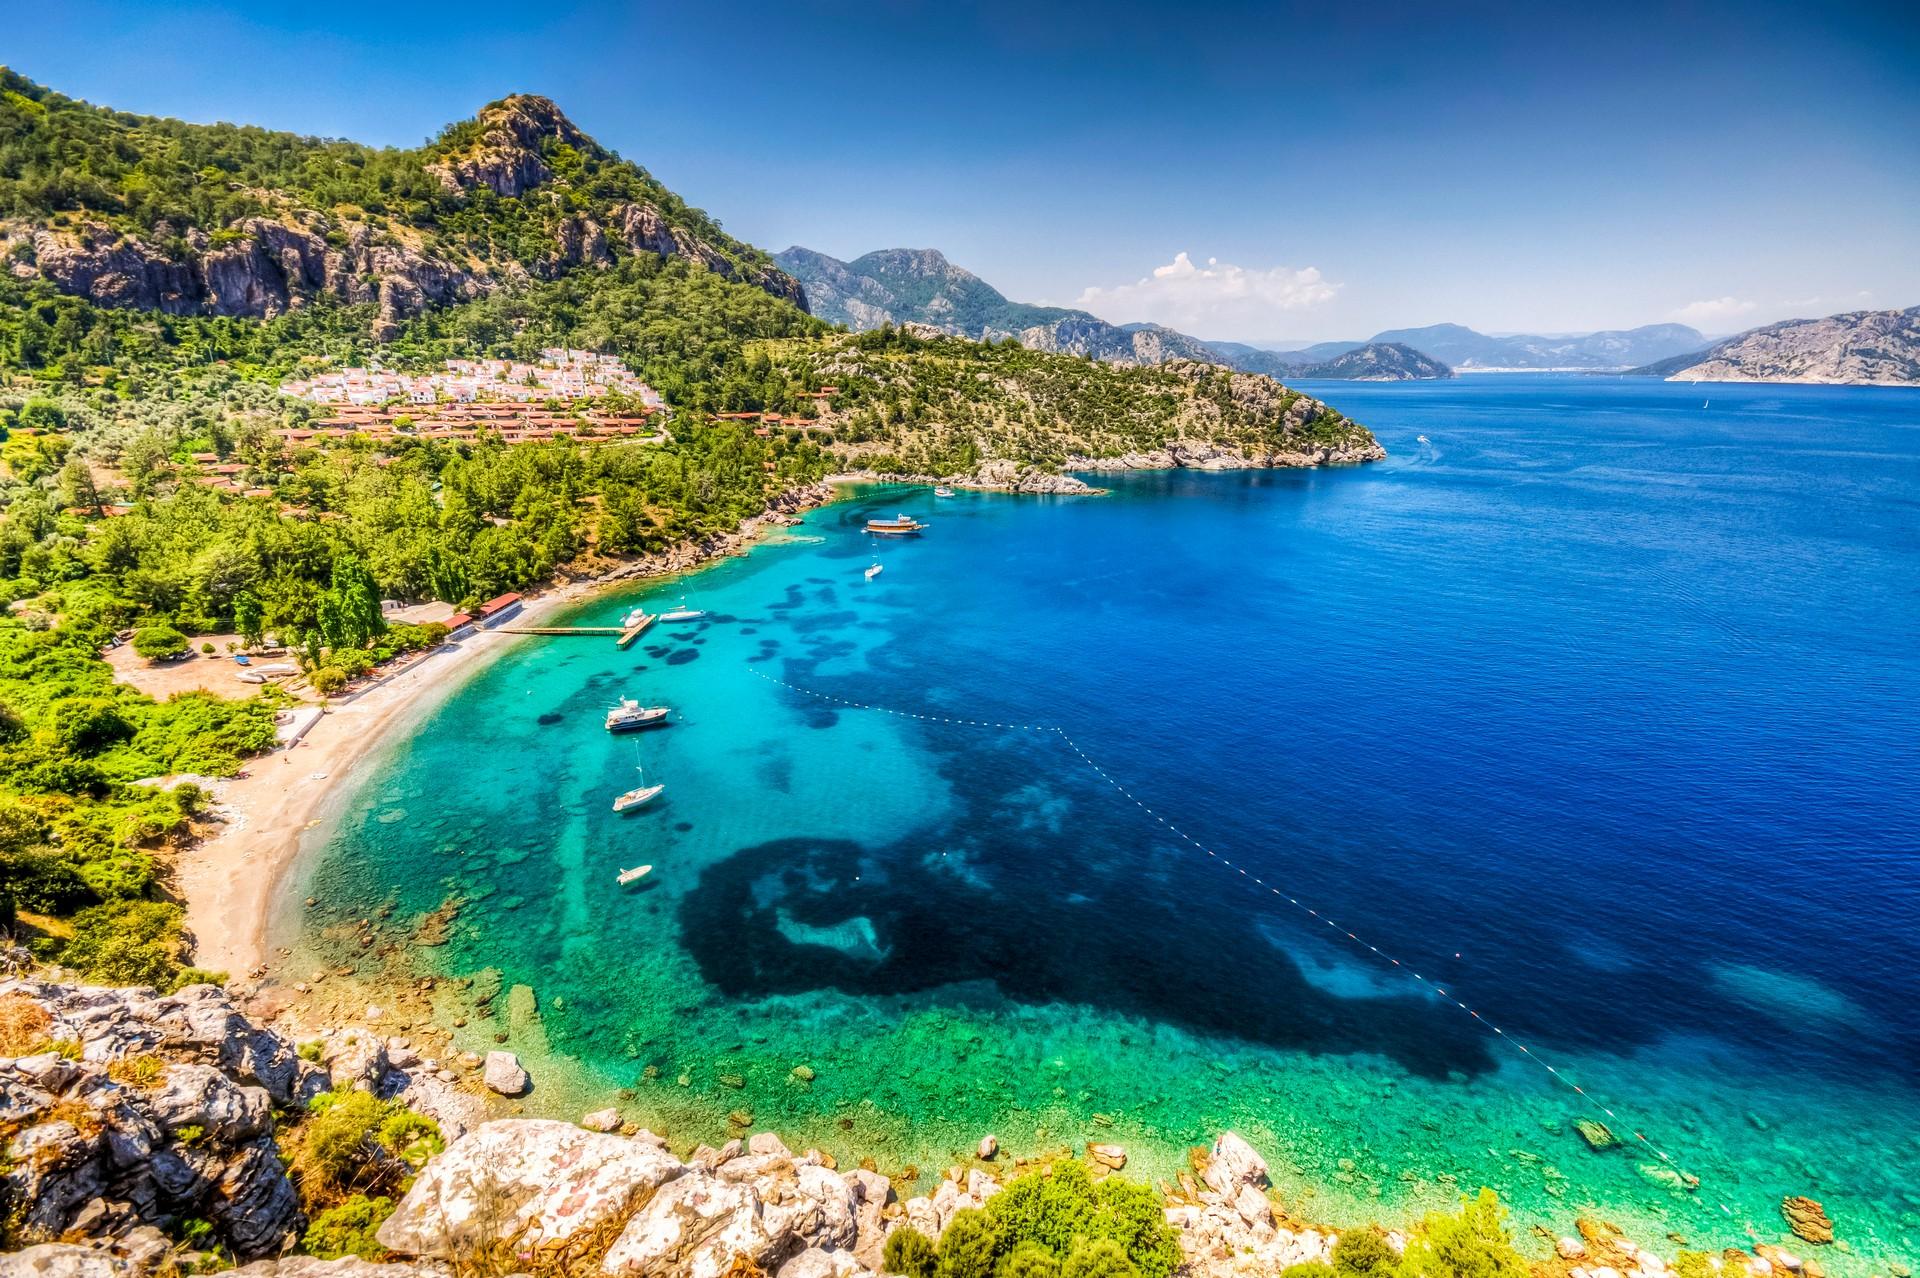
[0,980,498,1263]
[426,94,593,198]
[14,218,481,338]
[610,205,807,309]
[0,1025,307,1258]
[1780,1195,1834,1245]
[4,979,328,1108]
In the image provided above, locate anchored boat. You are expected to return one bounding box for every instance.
[659,599,707,622]
[934,486,955,497]
[612,767,665,813]
[617,864,653,885]
[606,698,671,732]
[865,514,927,536]
[865,562,883,580]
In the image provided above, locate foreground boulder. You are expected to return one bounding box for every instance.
[601,1171,769,1278]
[375,1119,683,1256]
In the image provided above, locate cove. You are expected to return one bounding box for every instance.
[288,376,1920,1270]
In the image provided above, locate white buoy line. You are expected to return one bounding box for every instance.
[746,664,1755,1225]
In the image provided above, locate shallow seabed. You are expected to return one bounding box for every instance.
[288,378,1920,1270]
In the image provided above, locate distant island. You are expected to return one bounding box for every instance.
[1627,306,1920,385]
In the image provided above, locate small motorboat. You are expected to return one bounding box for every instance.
[606,698,671,731]
[235,671,266,684]
[658,599,707,622]
[1416,434,1430,444]
[234,654,252,666]
[864,562,883,580]
[934,486,955,497]
[621,607,647,628]
[617,864,653,886]
[612,769,665,813]
[866,515,927,536]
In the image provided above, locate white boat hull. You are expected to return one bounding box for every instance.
[612,783,665,812]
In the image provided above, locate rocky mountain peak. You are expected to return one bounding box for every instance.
[429,93,597,198]
[853,248,963,280]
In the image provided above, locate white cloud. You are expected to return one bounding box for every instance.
[1672,296,1758,327]
[1074,253,1338,332]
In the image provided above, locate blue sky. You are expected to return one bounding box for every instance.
[9,0,1919,341]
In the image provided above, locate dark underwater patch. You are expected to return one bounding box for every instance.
[666,649,699,666]
[537,712,565,726]
[676,830,1498,1080]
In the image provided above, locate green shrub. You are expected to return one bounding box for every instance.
[310,666,348,695]
[884,1226,939,1278]
[1279,1266,1334,1278]
[131,625,190,661]
[303,1194,395,1259]
[169,966,228,991]
[985,1165,1180,1278]
[51,695,136,754]
[938,1209,1006,1278]
[291,1091,442,1205]
[1396,1190,1529,1278]
[1331,1229,1396,1278]
[998,1242,1061,1278]
[1061,1240,1137,1278]
[58,899,185,986]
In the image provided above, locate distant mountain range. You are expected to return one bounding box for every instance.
[777,247,1728,380]
[776,247,1450,381]
[1304,322,1709,371]
[1628,306,1920,386]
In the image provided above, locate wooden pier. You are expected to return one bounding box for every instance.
[501,614,656,648]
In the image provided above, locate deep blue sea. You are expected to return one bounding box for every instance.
[293,376,1920,1266]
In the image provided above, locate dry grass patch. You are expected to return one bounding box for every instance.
[0,992,53,1055]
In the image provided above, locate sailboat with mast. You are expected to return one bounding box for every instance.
[612,761,665,812]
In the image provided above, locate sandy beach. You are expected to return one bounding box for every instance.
[176,585,585,977]
[172,487,842,978]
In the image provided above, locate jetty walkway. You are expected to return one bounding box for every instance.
[500,614,656,648]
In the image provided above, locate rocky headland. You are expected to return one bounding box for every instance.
[1629,307,1920,386]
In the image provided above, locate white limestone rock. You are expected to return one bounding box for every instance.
[375,1119,684,1257]
[1202,1132,1270,1197]
[602,1171,769,1278]
[481,1050,528,1096]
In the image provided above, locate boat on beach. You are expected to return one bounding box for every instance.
[866,514,927,536]
[606,698,671,731]
[617,864,653,885]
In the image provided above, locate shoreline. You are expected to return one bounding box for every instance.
[178,483,842,977]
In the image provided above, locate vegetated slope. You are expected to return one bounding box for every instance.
[761,325,1383,478]
[0,69,804,336]
[1628,306,1920,385]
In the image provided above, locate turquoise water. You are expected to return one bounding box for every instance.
[293,377,1920,1267]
